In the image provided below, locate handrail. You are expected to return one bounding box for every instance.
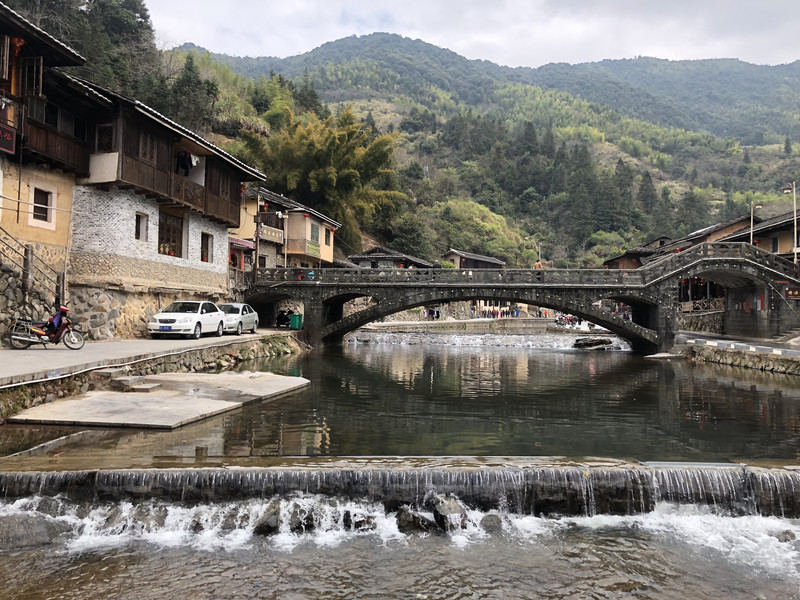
[0,224,61,301]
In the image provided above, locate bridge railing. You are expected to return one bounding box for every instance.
[255,242,798,288]
[256,266,648,286]
[639,242,799,282]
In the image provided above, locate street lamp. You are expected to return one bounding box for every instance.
[784,182,797,264]
[277,211,289,268]
[750,199,763,245]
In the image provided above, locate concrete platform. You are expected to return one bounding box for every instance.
[0,329,295,388]
[7,371,309,429]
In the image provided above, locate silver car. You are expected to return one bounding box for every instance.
[218,303,259,335]
[147,300,225,339]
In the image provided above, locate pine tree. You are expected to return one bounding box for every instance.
[170,54,217,132]
[637,171,658,212]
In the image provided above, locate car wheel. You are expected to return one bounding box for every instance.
[190,323,202,339]
[216,321,224,337]
[251,320,259,333]
[235,322,242,335]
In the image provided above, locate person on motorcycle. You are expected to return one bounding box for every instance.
[45,305,69,337]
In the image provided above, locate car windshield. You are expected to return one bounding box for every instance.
[162,302,200,314]
[219,305,241,315]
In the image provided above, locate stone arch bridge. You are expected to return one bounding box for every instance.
[244,243,800,354]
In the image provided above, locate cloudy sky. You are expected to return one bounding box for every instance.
[147,0,800,68]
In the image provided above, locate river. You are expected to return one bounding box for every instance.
[1,332,799,599]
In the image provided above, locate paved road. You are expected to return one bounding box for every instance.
[0,329,292,388]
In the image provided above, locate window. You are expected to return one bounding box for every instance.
[135,213,148,241]
[158,211,183,257]
[28,97,87,142]
[97,124,114,152]
[325,228,331,246]
[140,130,156,163]
[44,102,58,128]
[773,237,779,253]
[27,183,56,230]
[32,188,49,221]
[311,223,320,243]
[20,56,42,97]
[201,232,213,262]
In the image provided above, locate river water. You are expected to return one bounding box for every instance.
[1,332,800,599]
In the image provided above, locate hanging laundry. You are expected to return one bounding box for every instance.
[175,151,191,176]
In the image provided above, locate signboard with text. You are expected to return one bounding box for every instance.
[0,122,15,154]
[786,287,800,299]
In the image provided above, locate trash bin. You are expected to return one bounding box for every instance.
[289,313,303,330]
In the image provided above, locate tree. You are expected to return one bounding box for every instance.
[649,186,674,239]
[786,136,793,156]
[676,188,711,235]
[170,54,218,133]
[637,171,658,212]
[240,106,406,251]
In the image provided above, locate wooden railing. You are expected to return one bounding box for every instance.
[24,121,90,175]
[680,298,725,313]
[120,156,239,225]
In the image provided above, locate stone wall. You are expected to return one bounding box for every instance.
[681,344,800,375]
[0,335,304,422]
[676,311,724,334]
[0,264,55,345]
[68,285,234,340]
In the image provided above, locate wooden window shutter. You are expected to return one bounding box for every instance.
[20,56,43,97]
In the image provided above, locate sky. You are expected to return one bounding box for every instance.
[146,0,800,68]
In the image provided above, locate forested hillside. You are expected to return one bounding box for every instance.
[8,1,800,267]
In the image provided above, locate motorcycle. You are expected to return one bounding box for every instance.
[7,304,85,350]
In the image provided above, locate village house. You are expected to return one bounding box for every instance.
[0,3,265,339]
[229,187,340,275]
[720,209,800,261]
[0,2,87,315]
[348,246,433,269]
[442,248,505,269]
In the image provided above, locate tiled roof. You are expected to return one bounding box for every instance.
[349,245,433,267]
[444,248,506,265]
[0,1,84,65]
[68,74,266,181]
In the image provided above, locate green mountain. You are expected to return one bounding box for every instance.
[188,34,800,145]
[179,33,800,266]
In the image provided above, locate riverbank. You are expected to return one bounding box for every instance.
[676,333,800,375]
[0,332,306,422]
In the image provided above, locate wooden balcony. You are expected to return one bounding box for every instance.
[116,155,239,226]
[23,121,90,175]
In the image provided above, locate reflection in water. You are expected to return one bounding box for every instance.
[4,338,800,467]
[3,335,800,599]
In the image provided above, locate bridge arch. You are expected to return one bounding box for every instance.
[311,286,662,354]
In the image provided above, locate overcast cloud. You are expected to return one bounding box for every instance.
[146,0,800,68]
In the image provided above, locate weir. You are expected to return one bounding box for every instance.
[2,465,800,518]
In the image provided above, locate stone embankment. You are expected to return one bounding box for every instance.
[676,335,800,375]
[0,335,303,422]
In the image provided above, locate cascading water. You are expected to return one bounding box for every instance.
[1,465,798,516]
[3,335,800,598]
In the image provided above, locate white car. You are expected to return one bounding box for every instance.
[147,300,225,339]
[218,303,259,335]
